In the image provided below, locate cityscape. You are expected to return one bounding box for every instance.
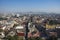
[0,0,60,40]
[0,12,60,40]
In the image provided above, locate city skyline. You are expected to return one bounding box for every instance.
[0,0,60,13]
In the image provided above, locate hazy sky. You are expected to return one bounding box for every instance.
[0,0,60,13]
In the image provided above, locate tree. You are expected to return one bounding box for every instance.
[28,37,42,40]
[7,35,18,40]
[0,29,3,32]
[49,20,57,25]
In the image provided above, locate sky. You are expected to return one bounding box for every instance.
[0,0,60,13]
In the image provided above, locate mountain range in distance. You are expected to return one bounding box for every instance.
[0,12,60,16]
